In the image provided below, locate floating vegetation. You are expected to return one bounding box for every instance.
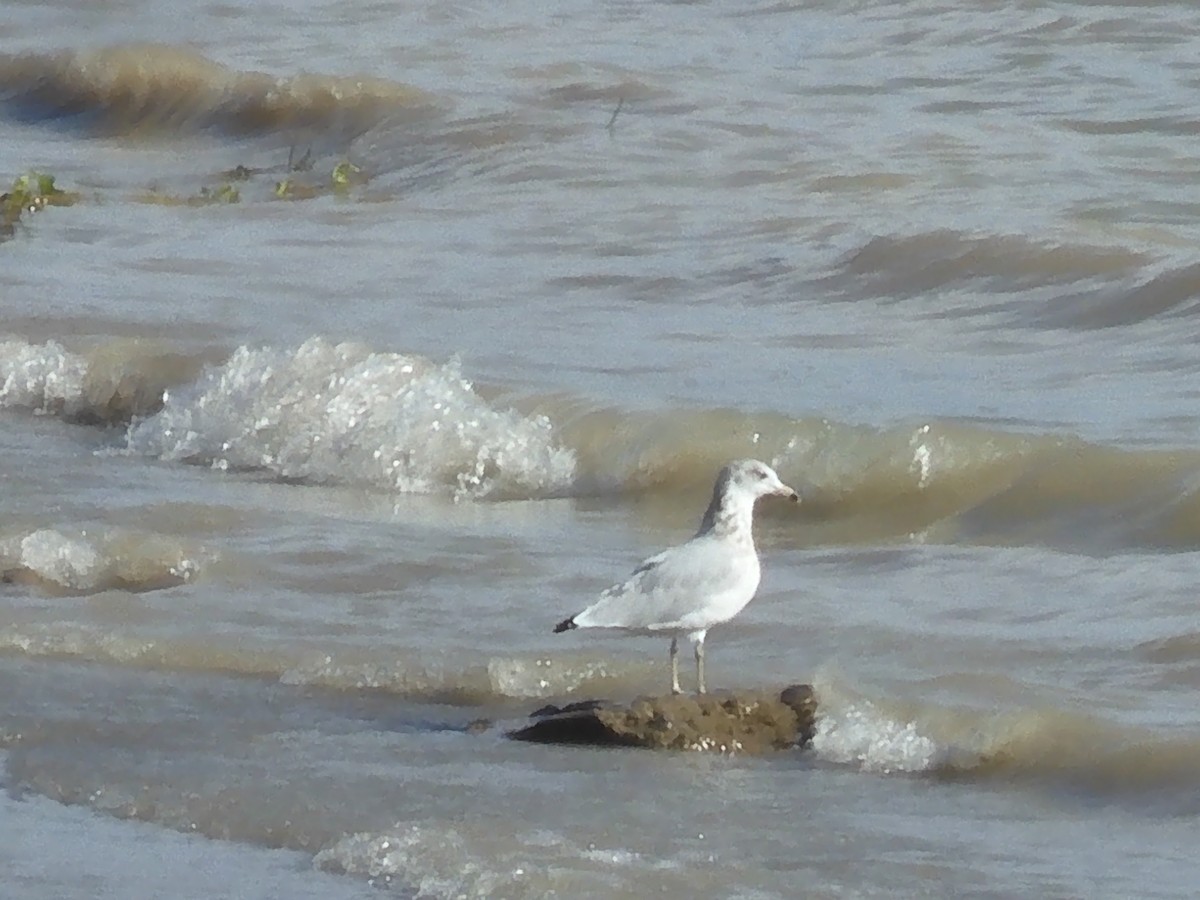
[199,183,241,203]
[331,160,363,188]
[136,181,242,207]
[273,177,320,200]
[4,149,369,227]
[0,171,80,242]
[134,146,368,205]
[276,158,366,200]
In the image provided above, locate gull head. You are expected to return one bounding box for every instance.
[723,459,799,503]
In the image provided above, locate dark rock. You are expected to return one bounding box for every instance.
[529,699,605,719]
[507,684,817,754]
[779,684,818,723]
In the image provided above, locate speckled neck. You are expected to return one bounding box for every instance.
[696,471,756,543]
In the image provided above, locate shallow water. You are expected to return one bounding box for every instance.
[4,0,1200,896]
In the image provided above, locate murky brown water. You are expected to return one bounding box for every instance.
[4,1,1200,896]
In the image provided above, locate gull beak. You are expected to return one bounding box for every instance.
[774,478,800,503]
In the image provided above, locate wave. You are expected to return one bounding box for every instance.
[1031,261,1200,330]
[0,336,210,425]
[10,663,1200,894]
[818,229,1200,332]
[820,229,1152,300]
[279,653,618,702]
[0,335,581,501]
[313,823,600,897]
[7,334,1200,547]
[0,612,621,703]
[123,338,577,500]
[315,825,512,895]
[0,526,203,595]
[7,720,663,899]
[563,412,1200,551]
[811,675,1200,811]
[0,44,439,138]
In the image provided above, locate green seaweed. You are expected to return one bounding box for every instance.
[5,150,371,228]
[1,170,81,241]
[331,161,362,187]
[273,177,320,200]
[198,184,241,204]
[274,157,367,200]
[137,182,241,207]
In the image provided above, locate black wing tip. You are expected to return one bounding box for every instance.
[553,617,577,633]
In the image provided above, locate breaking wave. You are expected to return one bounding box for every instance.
[123,338,576,500]
[811,676,1200,810]
[0,526,203,595]
[0,336,208,425]
[0,44,439,138]
[7,334,1200,548]
[0,619,619,710]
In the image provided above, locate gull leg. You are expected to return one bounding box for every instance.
[695,638,706,695]
[670,638,682,695]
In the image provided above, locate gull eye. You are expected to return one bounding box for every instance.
[754,469,767,480]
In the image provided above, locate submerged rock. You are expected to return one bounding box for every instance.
[508,684,817,754]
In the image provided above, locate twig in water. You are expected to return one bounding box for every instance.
[606,96,625,133]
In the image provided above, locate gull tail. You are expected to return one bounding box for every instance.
[553,616,577,633]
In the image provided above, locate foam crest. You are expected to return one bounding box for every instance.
[807,674,1200,798]
[0,337,209,425]
[0,527,202,594]
[0,339,87,417]
[15,530,102,591]
[314,825,700,900]
[812,699,942,775]
[124,338,576,500]
[314,824,649,898]
[314,825,528,896]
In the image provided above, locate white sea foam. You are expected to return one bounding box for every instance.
[314,824,527,896]
[0,527,203,594]
[16,529,104,591]
[811,701,942,774]
[314,823,672,897]
[124,338,576,500]
[0,339,88,416]
[809,674,944,773]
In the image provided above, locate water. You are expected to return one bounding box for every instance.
[3,0,1200,895]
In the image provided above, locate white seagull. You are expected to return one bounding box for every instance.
[554,459,799,694]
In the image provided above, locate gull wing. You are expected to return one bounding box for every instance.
[573,536,756,632]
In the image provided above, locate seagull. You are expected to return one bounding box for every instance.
[554,459,799,694]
